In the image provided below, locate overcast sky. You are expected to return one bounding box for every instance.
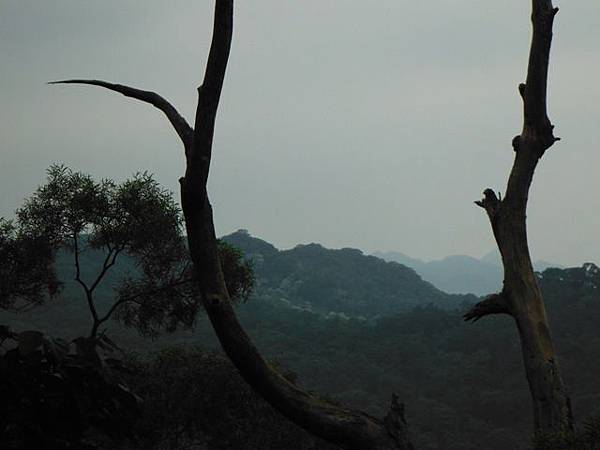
[1,1,598,264]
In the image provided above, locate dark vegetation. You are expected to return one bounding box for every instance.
[9,165,253,338]
[0,218,59,310]
[2,229,599,449]
[127,346,337,450]
[1,166,253,336]
[2,0,597,448]
[0,329,138,450]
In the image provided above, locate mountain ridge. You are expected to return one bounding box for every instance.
[222,229,477,318]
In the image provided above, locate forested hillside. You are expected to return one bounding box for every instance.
[2,234,599,449]
[223,229,477,317]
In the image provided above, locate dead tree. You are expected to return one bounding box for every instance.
[50,1,413,449]
[463,0,573,434]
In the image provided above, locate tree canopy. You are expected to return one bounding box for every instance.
[0,218,59,311]
[6,165,254,338]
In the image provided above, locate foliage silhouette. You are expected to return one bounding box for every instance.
[9,165,254,339]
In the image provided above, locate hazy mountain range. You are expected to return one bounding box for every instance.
[372,250,562,295]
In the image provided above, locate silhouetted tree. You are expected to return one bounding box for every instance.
[463,0,572,435]
[0,218,59,311]
[13,165,253,339]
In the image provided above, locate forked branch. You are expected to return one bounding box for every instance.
[463,293,511,322]
[475,189,502,221]
[468,0,573,432]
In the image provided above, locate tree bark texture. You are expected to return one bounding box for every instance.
[51,1,413,449]
[465,0,572,433]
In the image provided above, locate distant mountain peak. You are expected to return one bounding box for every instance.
[221,230,278,257]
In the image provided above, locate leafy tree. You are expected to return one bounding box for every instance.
[0,218,60,311]
[13,165,253,339]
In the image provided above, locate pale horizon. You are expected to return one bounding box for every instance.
[2,1,599,267]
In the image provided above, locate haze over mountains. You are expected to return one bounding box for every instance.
[373,249,562,296]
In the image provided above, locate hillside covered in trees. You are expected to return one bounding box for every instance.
[224,229,477,317]
[2,232,599,450]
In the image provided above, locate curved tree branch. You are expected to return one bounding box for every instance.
[181,2,413,448]
[463,293,511,323]
[48,79,193,148]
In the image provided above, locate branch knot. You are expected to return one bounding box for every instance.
[512,135,521,152]
[475,188,502,219]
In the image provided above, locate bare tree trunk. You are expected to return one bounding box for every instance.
[51,1,413,449]
[464,0,572,433]
[179,3,413,448]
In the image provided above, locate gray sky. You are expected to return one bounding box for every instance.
[1,1,599,265]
